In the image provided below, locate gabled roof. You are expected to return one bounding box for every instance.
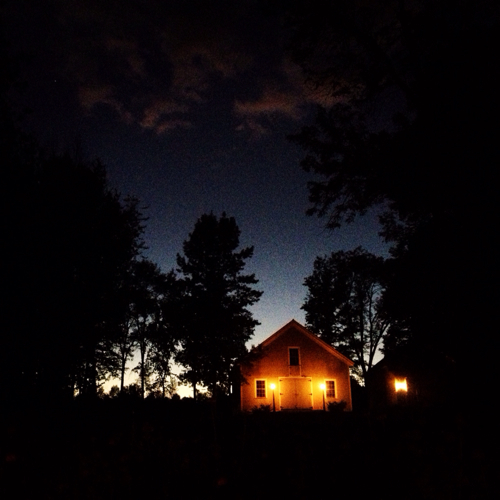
[259,319,354,367]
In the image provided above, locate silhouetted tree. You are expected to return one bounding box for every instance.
[2,150,146,401]
[174,213,262,399]
[125,259,176,399]
[303,247,389,382]
[0,41,150,402]
[108,385,120,398]
[146,276,179,397]
[289,0,498,230]
[289,0,498,376]
[114,314,137,392]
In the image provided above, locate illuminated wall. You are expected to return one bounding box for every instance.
[240,320,353,411]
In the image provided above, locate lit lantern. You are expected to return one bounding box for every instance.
[394,378,408,392]
[270,383,276,412]
[320,383,326,410]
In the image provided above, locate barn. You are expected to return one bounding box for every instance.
[239,319,353,411]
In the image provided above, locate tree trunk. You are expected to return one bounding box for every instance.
[140,349,145,399]
[120,356,126,392]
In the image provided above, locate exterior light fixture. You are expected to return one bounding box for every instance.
[395,378,408,392]
[270,383,276,412]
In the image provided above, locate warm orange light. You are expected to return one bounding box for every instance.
[395,378,408,392]
[270,383,276,390]
[320,383,325,390]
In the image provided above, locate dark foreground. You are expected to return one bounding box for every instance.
[0,399,492,499]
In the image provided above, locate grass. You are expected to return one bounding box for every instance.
[0,398,492,499]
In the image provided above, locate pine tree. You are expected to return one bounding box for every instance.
[174,213,262,398]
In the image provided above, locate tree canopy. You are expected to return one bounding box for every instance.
[2,145,146,401]
[174,212,262,398]
[303,247,390,382]
[0,46,182,402]
[119,258,177,399]
[289,0,498,232]
[289,0,498,372]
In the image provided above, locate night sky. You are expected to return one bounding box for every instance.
[2,1,388,366]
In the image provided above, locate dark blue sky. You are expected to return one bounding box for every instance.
[3,0,389,348]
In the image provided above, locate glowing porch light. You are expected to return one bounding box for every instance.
[395,378,408,392]
[270,383,276,412]
[320,383,326,410]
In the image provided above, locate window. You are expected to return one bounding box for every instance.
[325,380,336,398]
[256,380,266,398]
[289,347,300,366]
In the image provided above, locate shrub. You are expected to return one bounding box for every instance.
[251,404,271,413]
[327,400,347,413]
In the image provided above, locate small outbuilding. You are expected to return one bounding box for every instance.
[366,342,457,409]
[239,319,354,411]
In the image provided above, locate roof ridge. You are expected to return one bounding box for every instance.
[259,319,354,366]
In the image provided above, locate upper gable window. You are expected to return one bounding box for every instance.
[289,347,300,366]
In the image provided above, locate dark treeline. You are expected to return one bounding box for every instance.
[0,3,496,495]
[302,247,390,385]
[289,0,498,396]
[2,130,150,401]
[1,60,261,404]
[2,1,497,405]
[1,130,261,403]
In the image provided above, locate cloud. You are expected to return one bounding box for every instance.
[232,56,317,135]
[61,1,257,134]
[235,118,269,139]
[79,85,114,111]
[234,56,342,118]
[79,85,133,123]
[234,88,303,120]
[155,119,193,134]
[18,0,314,136]
[233,84,307,138]
[140,99,191,132]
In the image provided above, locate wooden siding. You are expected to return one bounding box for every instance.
[240,320,352,411]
